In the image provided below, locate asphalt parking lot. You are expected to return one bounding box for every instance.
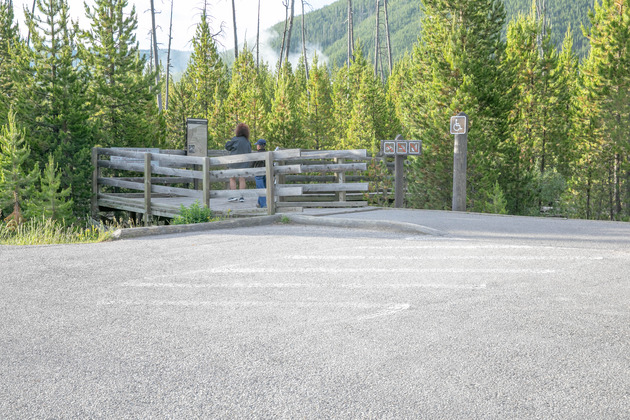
[1,210,629,419]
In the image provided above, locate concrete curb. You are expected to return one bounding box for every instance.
[285,214,445,236]
[111,215,282,239]
[110,212,445,240]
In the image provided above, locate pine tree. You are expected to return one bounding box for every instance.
[346,70,376,152]
[569,53,606,219]
[25,154,73,222]
[0,1,22,128]
[330,45,371,149]
[81,0,161,148]
[582,0,630,220]
[303,54,335,150]
[554,26,580,178]
[0,110,38,226]
[401,0,507,210]
[225,46,268,143]
[266,62,304,149]
[20,0,95,216]
[185,9,228,121]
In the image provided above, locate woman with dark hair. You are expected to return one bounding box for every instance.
[225,123,252,202]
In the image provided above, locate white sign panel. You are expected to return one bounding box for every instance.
[383,141,396,155]
[408,141,422,155]
[450,116,467,135]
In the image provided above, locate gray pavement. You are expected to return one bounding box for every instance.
[1,209,629,419]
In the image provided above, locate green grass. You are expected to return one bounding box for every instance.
[0,217,112,245]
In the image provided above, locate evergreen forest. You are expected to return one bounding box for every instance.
[1,0,630,228]
[271,0,593,68]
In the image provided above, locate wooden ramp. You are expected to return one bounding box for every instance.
[92,148,371,223]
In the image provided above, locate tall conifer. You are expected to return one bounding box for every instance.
[22,0,94,215]
[582,0,630,219]
[82,0,160,147]
[401,0,507,210]
[0,1,21,128]
[0,109,38,225]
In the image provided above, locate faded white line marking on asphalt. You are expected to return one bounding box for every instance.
[358,304,410,321]
[202,268,555,274]
[99,299,412,321]
[285,255,603,261]
[122,282,486,290]
[98,300,409,310]
[142,268,553,280]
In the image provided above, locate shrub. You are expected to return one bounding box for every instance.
[172,201,214,225]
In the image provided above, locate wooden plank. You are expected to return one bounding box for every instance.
[275,201,368,208]
[300,149,367,159]
[118,177,195,184]
[209,186,302,198]
[284,175,373,183]
[98,177,145,191]
[284,183,369,193]
[299,162,367,173]
[99,159,200,178]
[151,184,203,198]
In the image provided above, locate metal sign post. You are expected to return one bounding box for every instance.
[382,136,422,208]
[451,112,468,212]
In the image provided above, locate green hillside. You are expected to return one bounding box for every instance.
[270,0,592,67]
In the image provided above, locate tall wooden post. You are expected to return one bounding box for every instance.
[202,157,210,209]
[265,151,276,215]
[144,153,153,226]
[335,157,347,202]
[91,148,100,220]
[451,112,468,212]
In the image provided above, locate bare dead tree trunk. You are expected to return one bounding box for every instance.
[279,1,289,68]
[536,0,547,58]
[150,0,162,112]
[384,0,392,73]
[26,0,36,47]
[232,0,238,60]
[347,0,354,64]
[256,0,260,68]
[301,0,309,80]
[165,0,173,110]
[374,0,380,76]
[285,0,295,63]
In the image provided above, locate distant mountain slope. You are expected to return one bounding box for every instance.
[270,0,593,67]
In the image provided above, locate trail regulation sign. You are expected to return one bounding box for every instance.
[382,140,422,156]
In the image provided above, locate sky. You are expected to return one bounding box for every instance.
[12,0,338,52]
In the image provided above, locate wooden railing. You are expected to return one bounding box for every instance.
[92,147,369,224]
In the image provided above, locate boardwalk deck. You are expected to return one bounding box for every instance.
[92,147,371,224]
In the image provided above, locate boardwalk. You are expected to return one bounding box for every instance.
[93,147,371,222]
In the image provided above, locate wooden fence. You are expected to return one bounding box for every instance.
[91,147,370,224]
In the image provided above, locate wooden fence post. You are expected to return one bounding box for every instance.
[91,147,100,220]
[335,157,347,203]
[203,157,210,209]
[144,153,152,226]
[265,151,276,215]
